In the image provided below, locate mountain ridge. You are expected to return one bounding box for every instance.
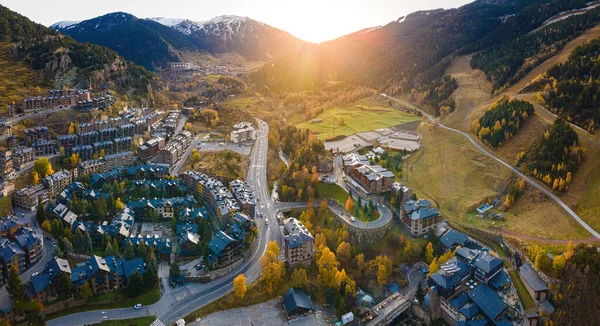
[52,12,305,70]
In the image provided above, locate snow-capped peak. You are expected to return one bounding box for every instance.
[148,17,186,27]
[50,20,81,30]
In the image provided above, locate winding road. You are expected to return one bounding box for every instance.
[381,94,600,239]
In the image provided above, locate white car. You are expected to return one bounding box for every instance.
[134,304,142,310]
[31,272,39,277]
[350,216,356,222]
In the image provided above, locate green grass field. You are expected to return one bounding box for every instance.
[296,98,420,140]
[315,182,348,204]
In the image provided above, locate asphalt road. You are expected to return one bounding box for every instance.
[48,118,279,326]
[382,94,600,239]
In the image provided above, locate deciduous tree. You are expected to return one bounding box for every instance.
[233,274,247,299]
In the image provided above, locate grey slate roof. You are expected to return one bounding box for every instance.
[519,263,548,292]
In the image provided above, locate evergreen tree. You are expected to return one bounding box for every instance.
[7,266,25,303]
[35,201,47,225]
[83,232,93,255]
[112,238,121,259]
[126,272,144,297]
[415,284,425,303]
[124,240,135,260]
[56,272,73,299]
[104,242,115,257]
[170,261,180,278]
[144,262,158,289]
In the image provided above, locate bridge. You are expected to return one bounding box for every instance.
[365,295,412,326]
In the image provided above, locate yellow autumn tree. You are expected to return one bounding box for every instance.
[428,257,440,276]
[32,171,40,185]
[552,255,566,273]
[564,241,575,261]
[233,274,247,299]
[336,241,351,265]
[425,242,434,263]
[68,122,75,134]
[345,196,354,212]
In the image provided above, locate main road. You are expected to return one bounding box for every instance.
[48,118,281,325]
[382,94,600,239]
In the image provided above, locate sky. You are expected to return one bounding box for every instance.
[0,0,474,43]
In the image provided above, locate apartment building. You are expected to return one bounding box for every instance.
[283,218,314,268]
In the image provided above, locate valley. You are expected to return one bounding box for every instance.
[2,1,600,325]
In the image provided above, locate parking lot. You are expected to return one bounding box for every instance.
[196,141,251,156]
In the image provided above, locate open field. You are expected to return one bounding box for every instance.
[403,122,589,240]
[296,98,420,140]
[315,182,348,204]
[182,150,248,183]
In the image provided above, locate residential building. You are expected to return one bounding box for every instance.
[341,153,370,174]
[78,131,99,145]
[57,134,78,150]
[78,159,105,176]
[230,122,256,143]
[12,147,34,169]
[93,141,114,156]
[32,140,55,156]
[401,199,441,236]
[103,151,134,171]
[178,229,200,257]
[138,137,164,161]
[229,179,256,218]
[43,170,72,199]
[11,184,48,210]
[126,235,172,262]
[71,145,93,161]
[350,164,395,194]
[206,231,241,269]
[24,127,50,145]
[181,171,240,225]
[6,136,18,151]
[283,218,314,268]
[440,229,472,249]
[98,128,118,141]
[391,182,413,206]
[0,151,14,177]
[128,196,196,220]
[112,137,132,153]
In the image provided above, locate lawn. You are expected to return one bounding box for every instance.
[509,270,536,310]
[88,316,156,326]
[45,287,160,320]
[314,182,348,204]
[296,98,420,140]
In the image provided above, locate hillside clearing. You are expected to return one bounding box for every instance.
[296,98,420,140]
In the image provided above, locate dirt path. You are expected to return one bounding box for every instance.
[492,228,600,245]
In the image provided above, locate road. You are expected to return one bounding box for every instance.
[382,94,600,239]
[48,119,280,326]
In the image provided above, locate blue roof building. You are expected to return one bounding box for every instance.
[467,284,507,322]
[440,229,470,249]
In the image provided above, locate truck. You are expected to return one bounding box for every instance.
[342,312,354,324]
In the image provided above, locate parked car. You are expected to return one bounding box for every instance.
[134,304,142,309]
[31,272,39,277]
[350,216,356,222]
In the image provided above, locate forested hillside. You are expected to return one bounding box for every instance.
[517,119,583,192]
[471,4,600,91]
[471,96,534,147]
[52,12,197,69]
[0,5,167,106]
[527,38,600,131]
[250,0,596,116]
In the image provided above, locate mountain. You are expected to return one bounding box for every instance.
[250,0,595,106]
[0,5,167,108]
[52,12,198,69]
[52,13,306,70]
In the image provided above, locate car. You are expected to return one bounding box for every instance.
[31,272,39,277]
[52,242,57,247]
[350,216,356,222]
[134,304,142,309]
[265,220,269,226]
